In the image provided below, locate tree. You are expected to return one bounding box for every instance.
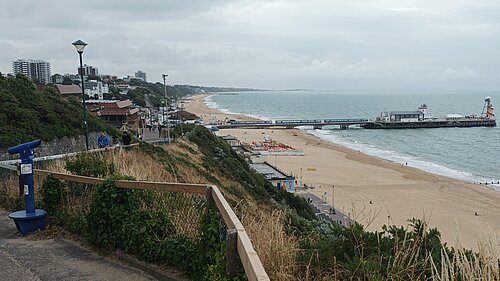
[62,77,73,85]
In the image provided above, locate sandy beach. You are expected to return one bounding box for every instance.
[184,94,500,251]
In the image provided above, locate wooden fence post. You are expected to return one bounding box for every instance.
[226,228,239,276]
[205,185,213,204]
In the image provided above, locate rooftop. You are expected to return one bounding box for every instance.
[249,163,287,180]
[53,84,81,95]
[383,111,423,115]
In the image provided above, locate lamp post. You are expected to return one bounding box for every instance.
[72,40,89,150]
[162,74,171,144]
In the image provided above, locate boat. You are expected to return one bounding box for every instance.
[363,97,496,129]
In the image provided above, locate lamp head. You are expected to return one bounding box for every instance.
[72,40,87,54]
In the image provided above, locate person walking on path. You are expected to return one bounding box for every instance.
[121,131,132,145]
[97,131,109,148]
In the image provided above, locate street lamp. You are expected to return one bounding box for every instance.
[72,39,89,150]
[162,74,171,144]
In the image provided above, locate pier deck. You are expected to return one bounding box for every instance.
[217,119,369,129]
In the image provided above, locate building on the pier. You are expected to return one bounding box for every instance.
[379,110,424,122]
[249,162,295,192]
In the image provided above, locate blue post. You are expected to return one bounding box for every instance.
[7,140,47,235]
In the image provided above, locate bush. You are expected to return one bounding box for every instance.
[296,218,467,280]
[65,153,115,177]
[86,176,142,249]
[41,175,66,213]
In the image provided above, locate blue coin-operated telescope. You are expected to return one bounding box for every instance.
[7,140,47,235]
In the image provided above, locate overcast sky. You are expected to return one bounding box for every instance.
[1,0,499,90]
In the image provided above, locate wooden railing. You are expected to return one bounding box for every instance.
[36,169,270,281]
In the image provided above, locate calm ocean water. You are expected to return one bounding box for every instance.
[206,90,499,191]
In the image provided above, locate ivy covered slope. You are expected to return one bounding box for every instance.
[0,74,117,148]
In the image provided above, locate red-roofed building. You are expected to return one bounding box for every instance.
[37,84,82,99]
[53,84,82,99]
[87,99,141,132]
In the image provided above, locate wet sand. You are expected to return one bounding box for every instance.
[184,94,500,252]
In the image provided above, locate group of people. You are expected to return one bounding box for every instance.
[96,130,133,148]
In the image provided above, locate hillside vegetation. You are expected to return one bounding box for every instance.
[0,74,117,148]
[0,124,497,280]
[109,79,262,108]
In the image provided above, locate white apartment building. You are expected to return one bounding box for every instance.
[84,80,109,100]
[12,59,51,84]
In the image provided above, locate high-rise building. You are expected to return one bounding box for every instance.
[135,70,146,82]
[77,64,98,76]
[12,59,51,84]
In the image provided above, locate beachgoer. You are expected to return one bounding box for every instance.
[122,131,132,145]
[97,132,109,148]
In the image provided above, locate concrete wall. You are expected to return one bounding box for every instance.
[0,132,102,161]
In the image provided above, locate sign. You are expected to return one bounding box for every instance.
[20,164,33,175]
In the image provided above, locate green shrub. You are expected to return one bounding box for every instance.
[41,175,66,213]
[65,153,115,177]
[86,176,141,249]
[296,218,464,280]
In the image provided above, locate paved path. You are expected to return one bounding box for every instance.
[141,128,171,144]
[296,189,353,226]
[0,210,156,281]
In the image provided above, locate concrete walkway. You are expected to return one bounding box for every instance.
[0,209,156,281]
[296,188,353,226]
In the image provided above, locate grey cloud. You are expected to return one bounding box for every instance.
[1,0,499,90]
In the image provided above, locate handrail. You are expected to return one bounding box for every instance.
[35,170,207,195]
[1,143,139,166]
[211,185,269,280]
[34,169,270,280]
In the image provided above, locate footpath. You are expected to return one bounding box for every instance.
[0,209,156,281]
[295,188,353,226]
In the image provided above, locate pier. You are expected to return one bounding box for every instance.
[217,118,369,129]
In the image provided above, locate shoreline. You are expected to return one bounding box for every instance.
[183,93,500,252]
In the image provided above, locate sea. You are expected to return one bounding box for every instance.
[205,90,500,191]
